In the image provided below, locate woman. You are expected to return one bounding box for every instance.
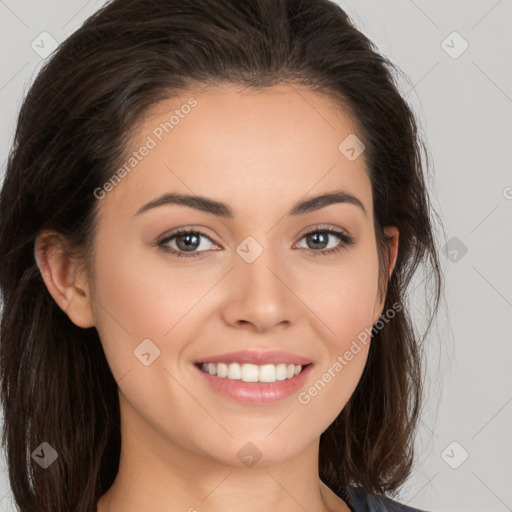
[0,0,442,511]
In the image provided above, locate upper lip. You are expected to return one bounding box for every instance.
[195,350,312,366]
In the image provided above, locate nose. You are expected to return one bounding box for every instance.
[221,239,298,333]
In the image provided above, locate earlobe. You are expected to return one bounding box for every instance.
[371,226,399,324]
[34,230,95,328]
[384,226,399,278]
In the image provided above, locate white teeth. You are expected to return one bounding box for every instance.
[241,363,259,382]
[216,362,228,378]
[276,363,287,381]
[259,364,276,382]
[227,362,241,380]
[199,362,306,382]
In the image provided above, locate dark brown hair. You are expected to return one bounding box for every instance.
[0,0,442,510]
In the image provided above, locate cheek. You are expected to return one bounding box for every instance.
[88,240,210,440]
[294,240,379,426]
[88,233,200,380]
[89,234,237,402]
[303,236,381,341]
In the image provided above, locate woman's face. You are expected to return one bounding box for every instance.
[84,83,397,466]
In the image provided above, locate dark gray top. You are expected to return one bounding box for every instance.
[340,486,427,512]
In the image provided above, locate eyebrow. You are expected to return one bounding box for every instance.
[135,190,366,217]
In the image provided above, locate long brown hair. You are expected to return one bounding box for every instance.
[0,0,442,510]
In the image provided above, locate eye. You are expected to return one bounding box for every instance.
[294,225,355,257]
[156,228,218,258]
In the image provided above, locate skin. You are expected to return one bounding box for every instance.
[35,83,398,512]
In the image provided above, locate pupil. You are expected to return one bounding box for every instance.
[178,233,199,251]
[309,232,327,249]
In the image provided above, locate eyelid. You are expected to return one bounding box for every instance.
[297,223,351,239]
[156,224,218,240]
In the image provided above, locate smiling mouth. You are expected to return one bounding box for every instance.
[195,362,312,383]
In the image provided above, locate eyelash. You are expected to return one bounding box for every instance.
[155,226,355,259]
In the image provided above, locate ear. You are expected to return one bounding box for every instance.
[34,229,95,328]
[371,226,399,324]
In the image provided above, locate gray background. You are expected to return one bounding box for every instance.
[1,1,511,511]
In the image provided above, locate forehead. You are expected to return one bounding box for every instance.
[97,83,372,220]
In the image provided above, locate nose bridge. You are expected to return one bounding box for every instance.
[235,233,287,292]
[225,232,295,329]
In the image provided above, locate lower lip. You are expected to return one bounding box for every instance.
[195,364,313,404]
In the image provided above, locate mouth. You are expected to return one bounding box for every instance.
[192,350,313,403]
[194,361,313,383]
